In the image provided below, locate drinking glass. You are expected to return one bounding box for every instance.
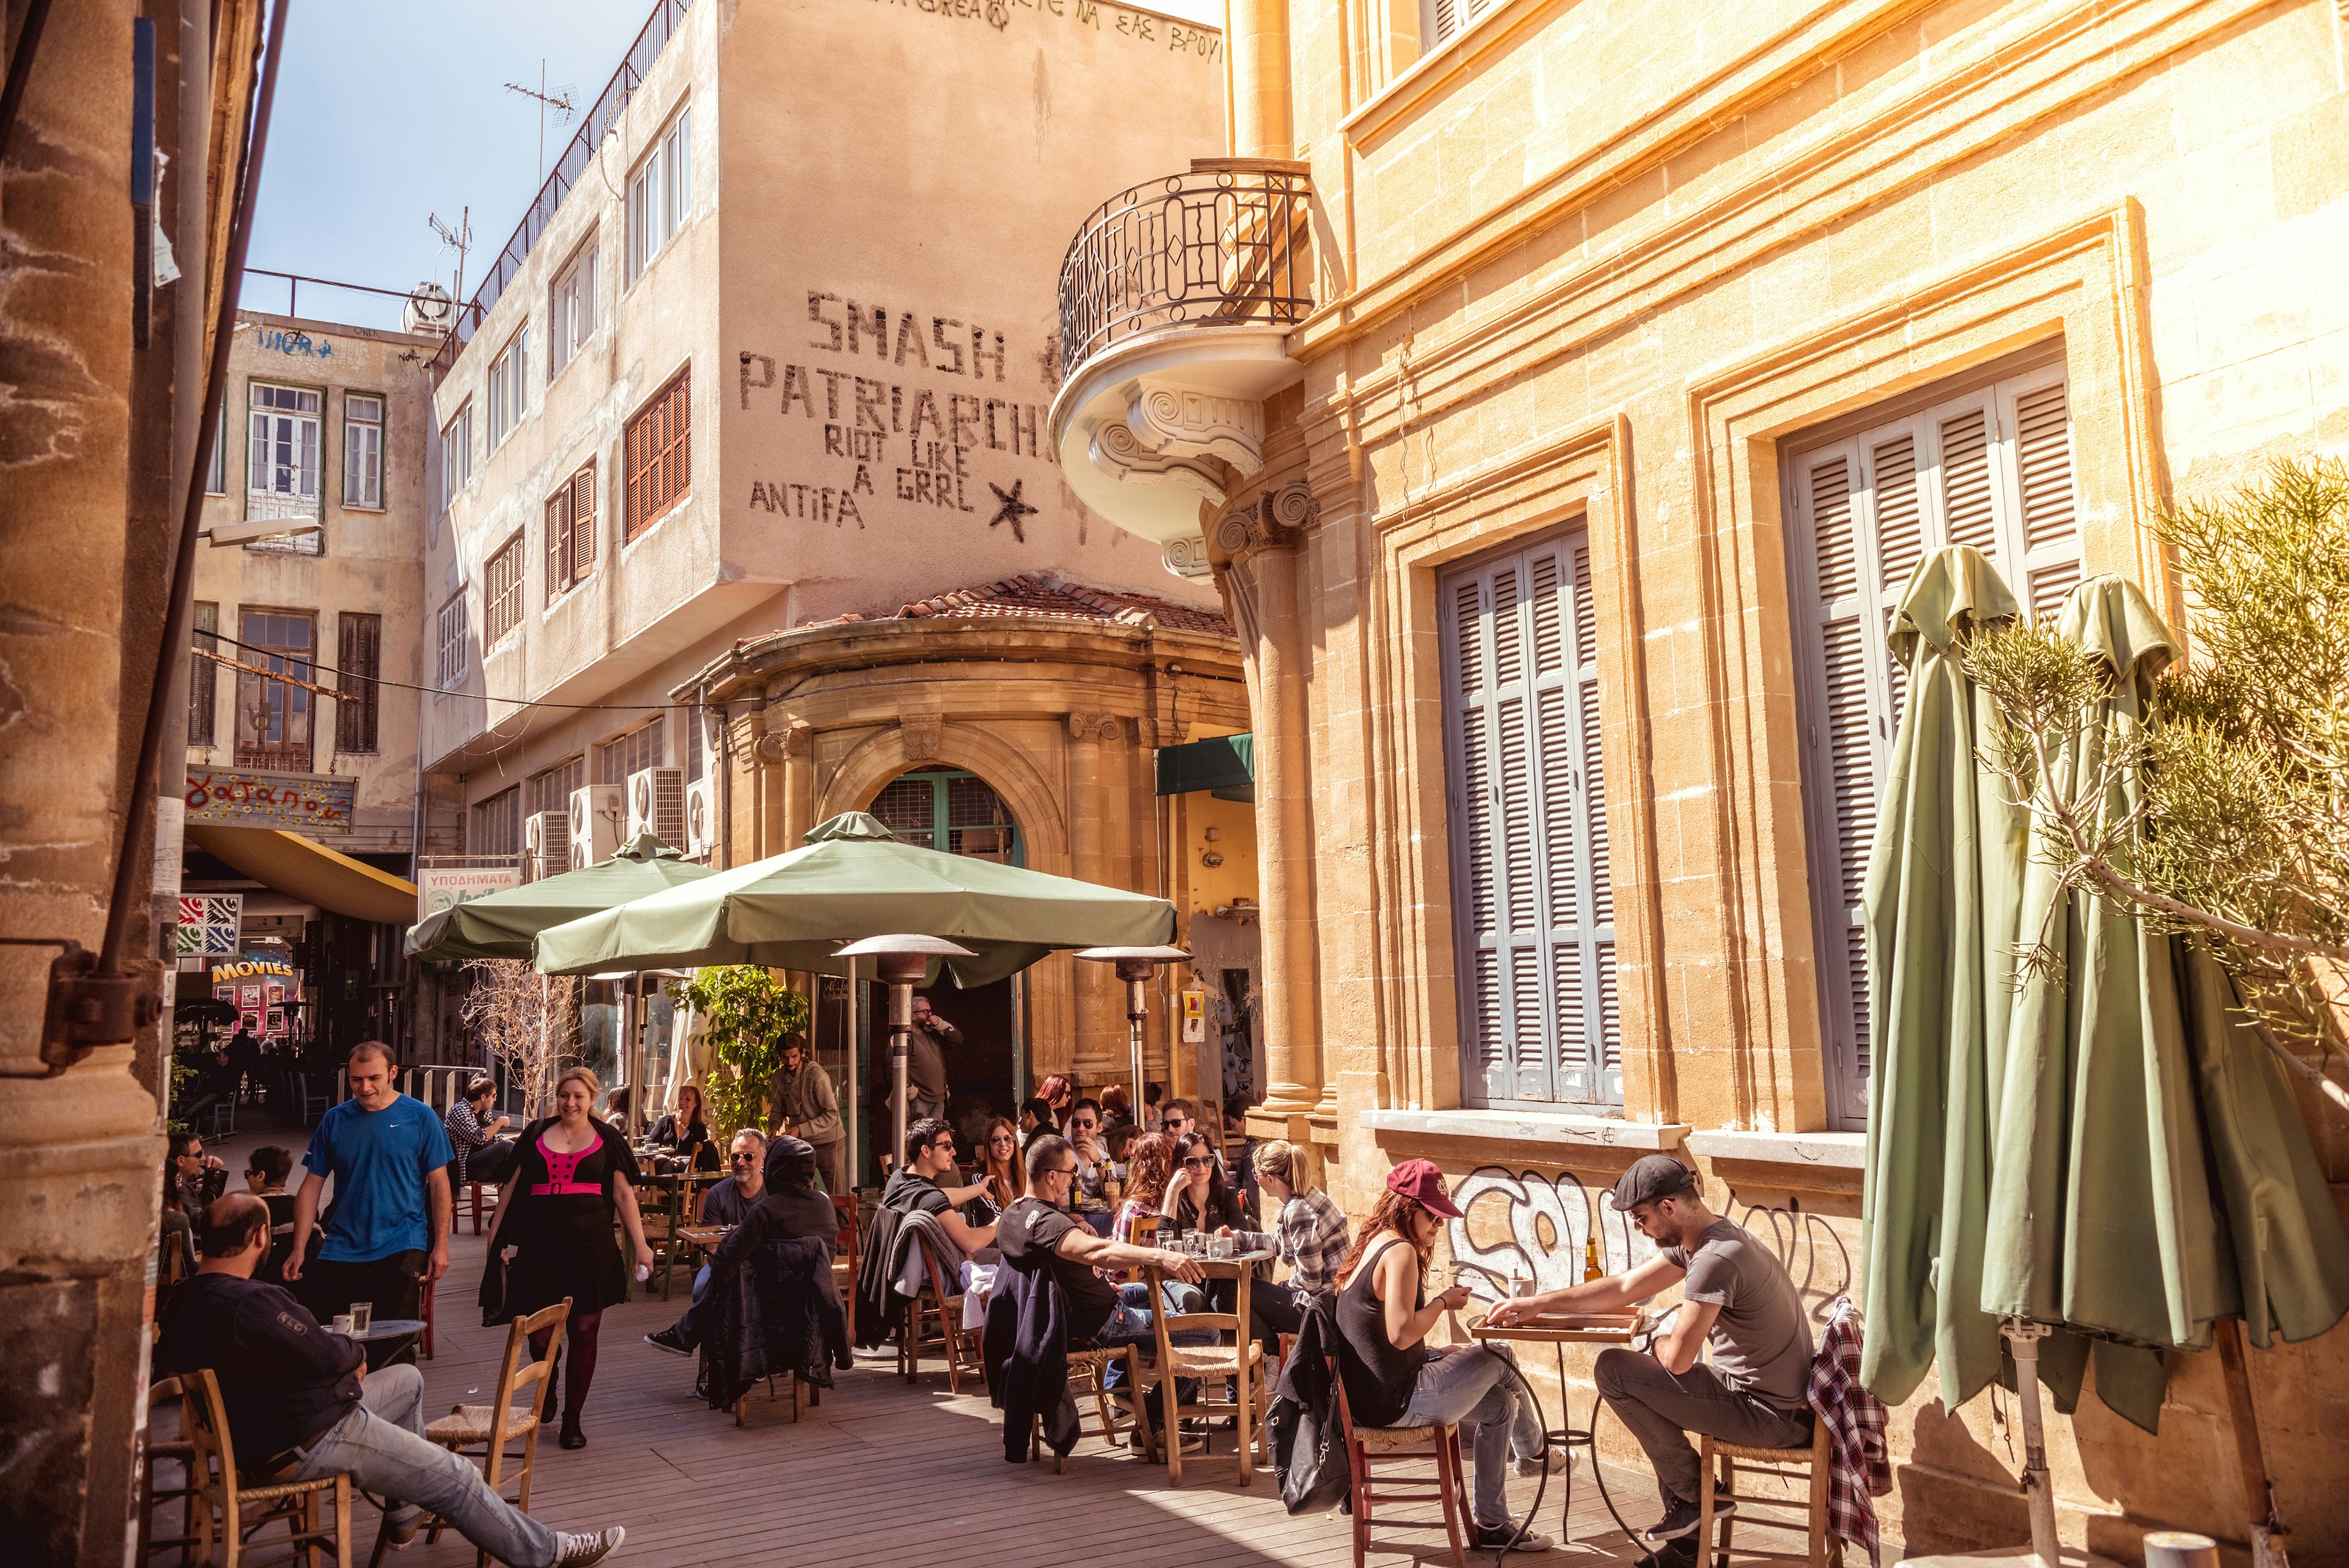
[349,1302,373,1335]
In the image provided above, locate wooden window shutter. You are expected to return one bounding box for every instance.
[546,486,571,604]
[570,463,597,576]
[1441,533,1620,1109]
[1789,360,2086,1126]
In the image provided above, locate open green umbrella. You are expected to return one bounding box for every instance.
[404,831,716,962]
[529,811,1176,984]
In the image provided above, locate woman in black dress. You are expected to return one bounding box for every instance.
[486,1066,655,1449]
[647,1082,719,1171]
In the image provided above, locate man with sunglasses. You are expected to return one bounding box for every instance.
[644,1130,767,1357]
[882,1118,998,1259]
[1064,1099,1112,1213]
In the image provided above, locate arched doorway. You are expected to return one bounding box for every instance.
[859,768,1028,1165]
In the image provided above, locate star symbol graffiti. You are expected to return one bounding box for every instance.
[987,480,1038,543]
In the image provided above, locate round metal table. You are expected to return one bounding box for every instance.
[1466,1310,1648,1545]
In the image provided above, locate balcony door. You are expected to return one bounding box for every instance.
[235,610,317,773]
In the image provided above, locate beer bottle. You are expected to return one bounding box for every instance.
[1583,1233,1603,1282]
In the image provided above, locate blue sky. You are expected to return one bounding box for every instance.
[242,0,1222,333]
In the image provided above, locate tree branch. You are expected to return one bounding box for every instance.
[2252,1019,2349,1117]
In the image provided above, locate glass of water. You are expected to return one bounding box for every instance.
[349,1302,373,1336]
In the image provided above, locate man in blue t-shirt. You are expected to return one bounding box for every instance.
[284,1041,453,1364]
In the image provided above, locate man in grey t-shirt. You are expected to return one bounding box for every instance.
[1484,1156,1815,1568]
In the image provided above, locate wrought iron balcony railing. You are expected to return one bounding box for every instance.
[1057,159,1313,385]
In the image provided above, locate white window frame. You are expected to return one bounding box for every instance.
[342,392,384,508]
[436,589,470,690]
[438,401,472,512]
[205,400,228,494]
[1784,354,2083,1128]
[626,105,692,284]
[1439,529,1622,1110]
[488,329,529,449]
[549,239,597,379]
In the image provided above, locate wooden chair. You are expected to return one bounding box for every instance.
[899,1236,979,1393]
[1698,1422,1842,1568]
[1335,1369,1471,1568]
[1138,1257,1271,1487]
[138,1377,200,1565]
[464,1180,497,1235]
[178,1366,355,1568]
[418,1299,570,1568]
[1024,1343,1155,1472]
[831,1192,859,1312]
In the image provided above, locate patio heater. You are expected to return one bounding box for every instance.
[833,934,976,1174]
[1075,946,1190,1129]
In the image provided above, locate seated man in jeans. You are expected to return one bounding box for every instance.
[996,1134,1215,1447]
[157,1195,624,1568]
[643,1129,768,1357]
[1485,1155,1816,1568]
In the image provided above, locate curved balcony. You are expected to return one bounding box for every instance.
[1049,159,1312,574]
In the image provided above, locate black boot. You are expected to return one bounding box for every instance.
[540,1349,562,1424]
[558,1410,586,1449]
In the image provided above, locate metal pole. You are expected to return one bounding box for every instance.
[1126,976,1146,1131]
[843,962,859,1188]
[2002,1318,2061,1568]
[889,978,913,1175]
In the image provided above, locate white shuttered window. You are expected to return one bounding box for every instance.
[1442,532,1621,1108]
[1787,360,2083,1126]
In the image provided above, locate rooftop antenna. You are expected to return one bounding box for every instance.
[428,206,473,340]
[505,62,577,190]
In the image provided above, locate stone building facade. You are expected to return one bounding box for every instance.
[1052,0,2349,1555]
[182,310,436,1052]
[417,0,1236,1123]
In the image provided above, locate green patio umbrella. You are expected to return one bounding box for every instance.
[529,811,1177,984]
[1856,545,2028,1417]
[1860,559,2349,1561]
[404,831,716,962]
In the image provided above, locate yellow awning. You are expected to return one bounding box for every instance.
[188,825,417,926]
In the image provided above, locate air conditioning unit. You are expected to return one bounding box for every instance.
[685,776,718,859]
[524,811,570,881]
[627,766,686,848]
[567,784,624,869]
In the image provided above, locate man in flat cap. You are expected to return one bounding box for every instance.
[1485,1154,1814,1568]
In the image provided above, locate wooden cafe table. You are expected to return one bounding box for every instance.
[1465,1307,1649,1545]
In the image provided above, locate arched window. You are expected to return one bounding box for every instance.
[870,768,1023,865]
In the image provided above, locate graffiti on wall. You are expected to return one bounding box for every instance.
[738,291,1057,531]
[867,0,1224,59]
[1445,1165,1855,1325]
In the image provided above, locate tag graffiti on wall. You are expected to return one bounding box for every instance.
[867,0,1224,59]
[256,325,335,359]
[1446,1167,1660,1299]
[737,291,1056,533]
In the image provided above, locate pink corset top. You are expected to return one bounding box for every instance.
[530,1129,602,1197]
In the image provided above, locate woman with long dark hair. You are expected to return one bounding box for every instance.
[648,1082,719,1171]
[968,1117,1024,1223]
[487,1066,656,1450]
[1167,1131,1247,1237]
[1333,1161,1551,1552]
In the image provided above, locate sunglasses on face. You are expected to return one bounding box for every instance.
[1050,1164,1078,1179]
[731,1154,755,1165]
[929,1138,956,1151]
[1182,1156,1215,1169]
[989,1134,1014,1146]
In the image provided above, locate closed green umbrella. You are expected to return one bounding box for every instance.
[1857,546,2028,1415]
[530,811,1176,983]
[404,831,716,962]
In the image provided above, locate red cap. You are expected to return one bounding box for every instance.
[1386,1157,1464,1219]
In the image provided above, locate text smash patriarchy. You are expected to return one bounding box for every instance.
[738,292,1055,530]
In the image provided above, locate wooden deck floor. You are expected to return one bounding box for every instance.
[164,1121,1796,1568]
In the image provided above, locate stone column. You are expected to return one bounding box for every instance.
[0,2,168,1558]
[771,714,814,850]
[1228,0,1294,158]
[1066,712,1124,1091]
[1215,485,1323,1115]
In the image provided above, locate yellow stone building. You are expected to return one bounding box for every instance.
[1051,0,2349,1554]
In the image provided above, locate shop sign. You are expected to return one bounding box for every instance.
[175,893,244,957]
[418,865,521,922]
[187,767,355,834]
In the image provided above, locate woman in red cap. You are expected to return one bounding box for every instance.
[1330,1157,1554,1552]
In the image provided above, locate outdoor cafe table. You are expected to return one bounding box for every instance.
[635,1162,724,1299]
[1465,1309,1646,1544]
[336,1317,427,1373]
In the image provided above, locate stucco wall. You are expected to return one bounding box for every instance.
[191,311,436,853]
[1202,0,2349,1557]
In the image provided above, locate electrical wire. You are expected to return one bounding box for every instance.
[196,627,699,712]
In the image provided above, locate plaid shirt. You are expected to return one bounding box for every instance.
[1234,1186,1349,1295]
[442,1101,488,1186]
[1807,1296,1891,1567]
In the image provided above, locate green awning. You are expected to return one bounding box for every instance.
[1156,733,1255,801]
